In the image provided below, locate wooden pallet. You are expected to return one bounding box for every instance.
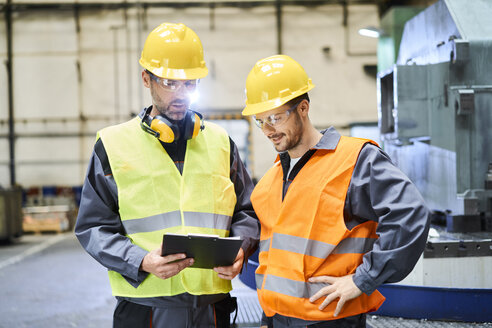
[22,218,69,235]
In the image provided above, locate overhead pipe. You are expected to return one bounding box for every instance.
[136,0,145,109]
[0,132,103,138]
[0,114,126,124]
[276,0,282,54]
[124,6,133,121]
[342,0,377,57]
[0,159,94,165]
[110,25,122,121]
[74,5,88,181]
[209,2,216,31]
[0,0,378,13]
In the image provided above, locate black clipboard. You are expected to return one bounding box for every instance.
[161,233,243,269]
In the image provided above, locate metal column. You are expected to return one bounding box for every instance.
[275,0,282,54]
[5,0,15,186]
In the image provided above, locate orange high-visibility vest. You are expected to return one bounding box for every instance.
[252,136,385,321]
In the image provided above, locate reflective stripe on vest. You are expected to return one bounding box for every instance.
[264,275,330,299]
[256,234,377,293]
[122,211,232,234]
[99,117,236,297]
[259,234,376,259]
[252,136,385,321]
[259,238,270,253]
[255,274,329,298]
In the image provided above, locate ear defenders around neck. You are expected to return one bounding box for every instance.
[140,106,204,143]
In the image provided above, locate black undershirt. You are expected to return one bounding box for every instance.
[279,149,317,200]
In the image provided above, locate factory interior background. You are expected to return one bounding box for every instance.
[0,0,491,327]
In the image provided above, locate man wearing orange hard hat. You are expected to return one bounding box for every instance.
[75,23,259,327]
[243,54,430,327]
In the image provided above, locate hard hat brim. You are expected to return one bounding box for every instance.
[242,83,315,116]
[140,59,208,80]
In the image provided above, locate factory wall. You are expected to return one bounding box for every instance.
[0,2,378,186]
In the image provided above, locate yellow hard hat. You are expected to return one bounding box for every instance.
[242,55,315,116]
[139,23,208,80]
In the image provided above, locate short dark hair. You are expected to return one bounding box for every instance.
[285,93,310,107]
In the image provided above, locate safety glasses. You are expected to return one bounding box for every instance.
[147,70,199,92]
[253,102,300,129]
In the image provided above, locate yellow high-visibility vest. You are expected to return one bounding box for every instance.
[98,116,237,297]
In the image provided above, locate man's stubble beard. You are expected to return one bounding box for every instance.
[275,114,304,153]
[149,83,188,120]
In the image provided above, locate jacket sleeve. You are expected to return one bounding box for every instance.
[74,139,149,288]
[347,144,430,295]
[228,138,260,260]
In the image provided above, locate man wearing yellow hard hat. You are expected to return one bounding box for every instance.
[75,23,259,327]
[243,54,430,327]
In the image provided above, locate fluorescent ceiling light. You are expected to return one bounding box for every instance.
[358,26,385,38]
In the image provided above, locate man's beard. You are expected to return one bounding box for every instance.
[154,101,188,120]
[150,84,188,121]
[272,116,303,152]
[274,133,302,152]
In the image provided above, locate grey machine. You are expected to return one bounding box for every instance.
[375,0,491,321]
[378,0,491,242]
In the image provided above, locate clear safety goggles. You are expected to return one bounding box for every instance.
[147,71,199,92]
[253,102,299,129]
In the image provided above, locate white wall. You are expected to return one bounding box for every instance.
[0,2,378,187]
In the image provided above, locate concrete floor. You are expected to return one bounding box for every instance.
[0,233,115,328]
[0,232,262,328]
[1,233,491,328]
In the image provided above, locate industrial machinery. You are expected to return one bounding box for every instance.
[376,0,492,322]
